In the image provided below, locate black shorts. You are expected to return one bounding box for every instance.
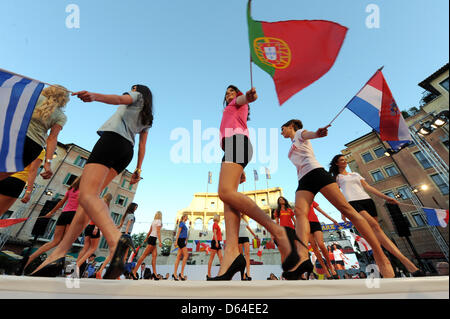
[211,240,222,250]
[0,176,25,198]
[147,236,157,246]
[335,260,345,266]
[22,136,43,168]
[56,211,76,226]
[221,134,253,169]
[177,238,186,249]
[238,237,250,244]
[296,168,336,195]
[84,224,100,238]
[309,221,322,233]
[87,131,134,174]
[349,198,378,218]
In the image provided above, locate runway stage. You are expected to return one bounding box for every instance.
[0,275,448,299]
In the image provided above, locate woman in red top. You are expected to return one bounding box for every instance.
[207,214,224,279]
[308,201,340,279]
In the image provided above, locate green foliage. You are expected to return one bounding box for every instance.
[131,232,147,248]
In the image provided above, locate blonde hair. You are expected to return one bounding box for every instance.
[154,211,162,221]
[103,192,113,207]
[32,85,69,121]
[213,214,220,222]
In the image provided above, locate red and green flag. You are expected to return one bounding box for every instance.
[247,1,348,105]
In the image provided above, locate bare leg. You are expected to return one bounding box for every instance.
[314,231,337,276]
[293,190,314,266]
[309,233,331,278]
[243,242,250,277]
[76,236,91,267]
[180,247,188,276]
[320,183,394,278]
[25,225,66,268]
[0,194,17,217]
[207,250,217,277]
[151,246,158,275]
[0,172,13,182]
[133,245,153,276]
[31,165,118,275]
[173,250,182,279]
[360,211,419,273]
[218,162,292,274]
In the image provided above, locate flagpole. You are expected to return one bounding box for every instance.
[0,68,74,94]
[249,0,254,88]
[328,66,384,126]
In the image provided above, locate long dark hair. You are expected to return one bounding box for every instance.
[329,154,345,178]
[275,196,292,216]
[119,202,138,228]
[223,85,250,121]
[132,84,153,127]
[281,119,303,131]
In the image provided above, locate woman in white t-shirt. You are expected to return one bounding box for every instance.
[238,214,258,280]
[329,154,424,276]
[132,211,163,280]
[280,119,394,279]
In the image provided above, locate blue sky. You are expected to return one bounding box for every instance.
[1,0,448,234]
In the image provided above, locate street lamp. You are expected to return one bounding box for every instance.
[432,110,449,128]
[417,121,433,136]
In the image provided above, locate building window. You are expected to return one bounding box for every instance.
[210,201,216,209]
[100,187,109,198]
[63,173,79,186]
[384,165,399,177]
[74,156,87,168]
[383,191,396,199]
[412,213,426,227]
[362,152,374,163]
[371,170,385,182]
[414,151,432,169]
[430,173,449,195]
[439,77,449,92]
[397,186,412,200]
[440,135,449,150]
[115,195,128,207]
[1,210,13,219]
[99,237,108,249]
[111,212,121,225]
[373,146,386,158]
[43,220,57,240]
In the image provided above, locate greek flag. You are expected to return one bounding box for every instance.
[0,69,44,172]
[253,169,259,181]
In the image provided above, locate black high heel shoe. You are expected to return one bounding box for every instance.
[207,254,246,281]
[131,272,138,280]
[103,234,135,280]
[411,269,425,277]
[151,273,160,280]
[281,226,301,272]
[172,274,179,281]
[30,257,65,277]
[282,259,314,281]
[179,273,186,281]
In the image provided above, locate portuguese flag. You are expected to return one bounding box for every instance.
[247,1,348,105]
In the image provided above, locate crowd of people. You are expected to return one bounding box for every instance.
[0,82,433,282]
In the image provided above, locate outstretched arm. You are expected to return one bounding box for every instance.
[300,125,331,141]
[72,91,133,105]
[360,179,400,204]
[21,157,44,203]
[44,193,68,218]
[315,206,340,226]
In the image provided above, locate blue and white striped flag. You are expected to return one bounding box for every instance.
[0,69,44,172]
[253,169,259,181]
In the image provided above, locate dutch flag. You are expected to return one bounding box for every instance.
[423,208,449,228]
[344,68,412,151]
[0,69,44,172]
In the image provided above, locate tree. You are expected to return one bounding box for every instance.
[131,232,147,249]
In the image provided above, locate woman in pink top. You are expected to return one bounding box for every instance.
[208,85,299,281]
[24,176,81,273]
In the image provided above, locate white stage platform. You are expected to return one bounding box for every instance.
[0,275,448,299]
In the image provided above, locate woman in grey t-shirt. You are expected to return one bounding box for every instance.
[30,85,153,279]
